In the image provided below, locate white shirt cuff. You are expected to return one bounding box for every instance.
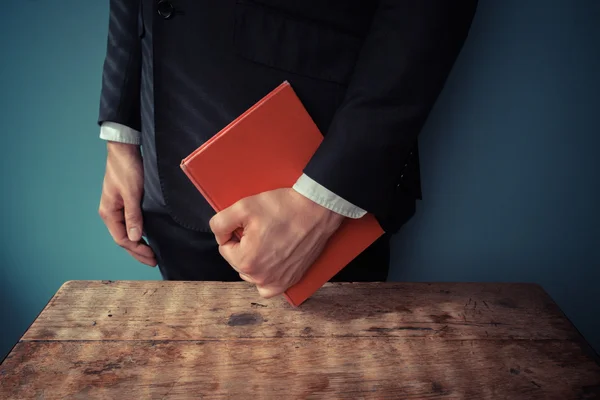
[99,122,141,145]
[292,173,367,219]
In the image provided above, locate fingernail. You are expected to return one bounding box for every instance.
[128,227,141,241]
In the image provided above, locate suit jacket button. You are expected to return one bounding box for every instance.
[157,0,174,19]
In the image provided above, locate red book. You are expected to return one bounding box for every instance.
[180,81,384,307]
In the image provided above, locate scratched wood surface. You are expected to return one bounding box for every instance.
[0,281,599,399]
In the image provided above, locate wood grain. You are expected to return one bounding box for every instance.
[22,281,577,341]
[2,339,600,399]
[1,281,598,399]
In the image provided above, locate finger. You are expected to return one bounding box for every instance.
[103,209,154,258]
[123,194,144,242]
[256,284,285,299]
[256,270,302,298]
[126,249,157,267]
[106,216,154,257]
[218,241,243,272]
[130,238,156,259]
[101,203,128,245]
[209,203,247,245]
[238,272,255,283]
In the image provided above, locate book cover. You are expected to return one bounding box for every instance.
[180,81,384,307]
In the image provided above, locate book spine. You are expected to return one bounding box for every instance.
[180,163,243,241]
[282,292,299,307]
[180,163,221,214]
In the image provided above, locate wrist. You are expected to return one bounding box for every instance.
[322,208,346,232]
[107,141,141,157]
[290,189,345,232]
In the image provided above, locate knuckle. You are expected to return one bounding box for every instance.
[98,207,108,220]
[124,207,142,222]
[125,215,141,226]
[208,216,218,232]
[234,201,249,217]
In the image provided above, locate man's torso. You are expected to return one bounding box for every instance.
[137,0,419,232]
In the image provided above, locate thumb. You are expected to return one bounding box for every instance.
[123,195,143,242]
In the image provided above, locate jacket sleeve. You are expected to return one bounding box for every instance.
[98,0,142,131]
[303,0,478,216]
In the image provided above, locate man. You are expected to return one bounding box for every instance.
[98,0,478,298]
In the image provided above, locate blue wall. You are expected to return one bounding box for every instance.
[1,0,598,360]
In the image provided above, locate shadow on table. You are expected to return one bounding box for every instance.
[0,269,33,362]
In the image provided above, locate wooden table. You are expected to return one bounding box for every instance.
[1,281,599,399]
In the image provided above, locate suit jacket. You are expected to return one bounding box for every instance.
[98,0,478,234]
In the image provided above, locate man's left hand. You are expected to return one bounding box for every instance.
[209,188,345,298]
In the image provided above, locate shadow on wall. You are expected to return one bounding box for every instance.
[390,0,600,353]
[0,260,43,359]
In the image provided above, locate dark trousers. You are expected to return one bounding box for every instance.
[142,210,391,282]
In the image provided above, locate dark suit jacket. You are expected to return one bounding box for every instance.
[98,0,478,234]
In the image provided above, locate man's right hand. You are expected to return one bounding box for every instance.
[99,142,157,266]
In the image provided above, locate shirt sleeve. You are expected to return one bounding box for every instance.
[292,173,367,219]
[99,121,141,145]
